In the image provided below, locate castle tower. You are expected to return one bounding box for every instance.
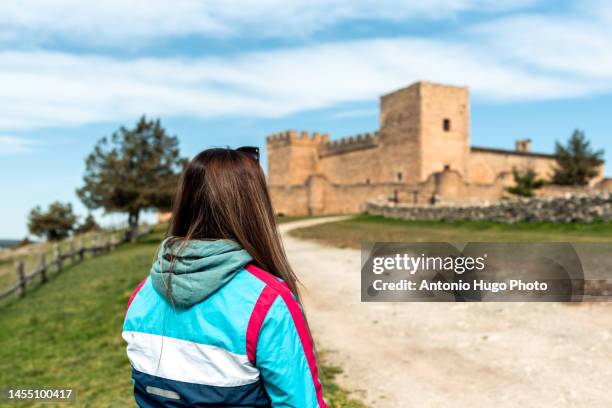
[266,130,328,186]
[378,81,470,183]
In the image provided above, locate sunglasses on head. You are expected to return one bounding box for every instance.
[236,146,260,163]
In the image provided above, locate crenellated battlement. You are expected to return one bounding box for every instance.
[266,130,330,149]
[267,128,380,156]
[320,132,379,156]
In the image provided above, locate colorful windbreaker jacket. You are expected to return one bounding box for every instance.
[122,238,327,407]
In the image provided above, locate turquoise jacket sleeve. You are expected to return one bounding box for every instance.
[256,296,327,407]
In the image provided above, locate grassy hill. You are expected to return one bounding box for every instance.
[0,229,131,300]
[0,226,363,407]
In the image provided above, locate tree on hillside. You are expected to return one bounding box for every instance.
[75,214,100,234]
[552,130,604,186]
[28,201,78,241]
[506,167,544,197]
[77,116,187,228]
[16,237,34,248]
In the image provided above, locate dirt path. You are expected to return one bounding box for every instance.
[281,217,612,408]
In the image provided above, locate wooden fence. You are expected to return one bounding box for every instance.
[0,226,151,301]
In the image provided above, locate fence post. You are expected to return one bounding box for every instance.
[69,241,76,263]
[54,243,62,272]
[79,239,85,261]
[16,260,26,297]
[105,237,111,252]
[40,254,47,284]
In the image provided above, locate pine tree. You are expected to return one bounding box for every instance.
[28,201,78,241]
[75,214,100,234]
[77,116,187,228]
[506,167,545,197]
[552,130,604,186]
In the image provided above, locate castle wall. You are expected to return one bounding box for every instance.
[422,168,503,204]
[592,166,605,186]
[268,164,606,216]
[269,169,503,216]
[595,178,612,190]
[317,142,381,184]
[467,148,605,186]
[268,184,310,215]
[269,175,437,215]
[319,182,436,213]
[535,178,609,197]
[535,185,593,197]
[467,148,556,184]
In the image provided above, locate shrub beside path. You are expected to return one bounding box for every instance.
[283,217,612,407]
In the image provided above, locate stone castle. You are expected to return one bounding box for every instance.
[267,81,607,215]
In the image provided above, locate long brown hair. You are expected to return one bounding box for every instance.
[167,147,301,298]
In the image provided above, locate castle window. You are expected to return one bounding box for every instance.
[397,172,402,181]
[443,118,451,132]
[366,178,370,184]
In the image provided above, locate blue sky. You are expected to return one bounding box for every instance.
[1,0,612,238]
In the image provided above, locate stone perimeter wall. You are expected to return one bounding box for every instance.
[367,192,612,223]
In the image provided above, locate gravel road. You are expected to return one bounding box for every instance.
[281,217,612,408]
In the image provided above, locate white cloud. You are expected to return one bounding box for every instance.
[0,0,540,46]
[470,0,612,80]
[0,136,38,154]
[0,29,609,132]
[473,20,612,79]
[0,1,610,131]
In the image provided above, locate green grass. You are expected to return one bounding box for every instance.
[0,237,156,407]
[290,214,612,248]
[0,225,361,407]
